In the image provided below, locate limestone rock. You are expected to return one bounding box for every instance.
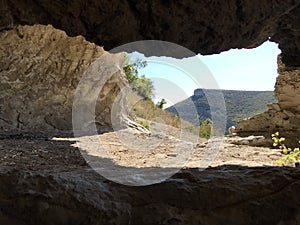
[1,165,300,225]
[235,55,300,146]
[0,0,299,65]
[227,135,268,146]
[0,24,128,132]
[275,56,300,113]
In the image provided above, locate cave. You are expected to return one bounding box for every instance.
[1,0,300,224]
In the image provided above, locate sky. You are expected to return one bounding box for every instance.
[128,41,281,106]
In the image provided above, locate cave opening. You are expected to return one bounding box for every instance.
[1,0,300,222]
[108,40,289,173]
[126,40,281,135]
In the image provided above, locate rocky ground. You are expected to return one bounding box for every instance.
[0,121,284,174]
[1,125,300,225]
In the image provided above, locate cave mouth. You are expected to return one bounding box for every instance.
[0,24,294,187]
[78,40,287,183]
[125,41,281,134]
[1,0,300,222]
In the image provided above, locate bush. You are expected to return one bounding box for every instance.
[272,132,300,166]
[137,120,150,130]
[131,75,154,99]
[199,119,212,138]
[156,98,167,109]
[123,55,154,99]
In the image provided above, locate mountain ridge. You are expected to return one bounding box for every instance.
[166,88,276,132]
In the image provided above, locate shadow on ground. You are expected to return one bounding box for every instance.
[0,132,300,225]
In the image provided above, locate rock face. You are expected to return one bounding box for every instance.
[236,55,300,146]
[1,165,300,225]
[0,0,300,66]
[0,25,128,132]
[2,2,300,225]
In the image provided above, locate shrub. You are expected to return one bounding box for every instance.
[123,55,154,99]
[137,120,150,130]
[156,98,167,109]
[272,132,300,166]
[199,119,212,138]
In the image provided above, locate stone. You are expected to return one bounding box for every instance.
[193,89,205,98]
[2,2,300,224]
[228,126,236,135]
[227,135,268,147]
[0,24,128,133]
[0,0,299,66]
[1,165,300,225]
[235,55,300,146]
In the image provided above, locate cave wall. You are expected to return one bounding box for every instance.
[1,2,300,225]
[0,0,300,66]
[0,24,128,132]
[235,55,300,146]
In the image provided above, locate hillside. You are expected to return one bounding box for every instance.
[166,89,276,132]
[129,98,202,136]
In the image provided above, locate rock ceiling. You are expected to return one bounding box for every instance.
[1,0,300,65]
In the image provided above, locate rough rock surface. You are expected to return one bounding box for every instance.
[2,2,300,224]
[0,24,128,132]
[1,0,300,66]
[236,55,300,146]
[0,133,300,225]
[2,166,300,225]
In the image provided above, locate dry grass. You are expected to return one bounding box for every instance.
[129,98,200,136]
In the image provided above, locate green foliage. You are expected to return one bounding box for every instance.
[199,119,212,138]
[272,132,300,166]
[156,98,167,109]
[123,55,154,99]
[131,75,154,99]
[137,120,150,130]
[167,89,276,133]
[123,56,147,83]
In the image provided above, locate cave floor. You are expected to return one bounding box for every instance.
[0,125,283,173]
[0,130,299,225]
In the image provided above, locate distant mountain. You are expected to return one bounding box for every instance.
[166,89,276,132]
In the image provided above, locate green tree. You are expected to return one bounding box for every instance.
[123,55,154,99]
[199,119,212,138]
[131,75,154,99]
[123,55,147,83]
[156,98,167,109]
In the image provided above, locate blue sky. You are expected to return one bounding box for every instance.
[129,41,281,105]
[198,41,281,91]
